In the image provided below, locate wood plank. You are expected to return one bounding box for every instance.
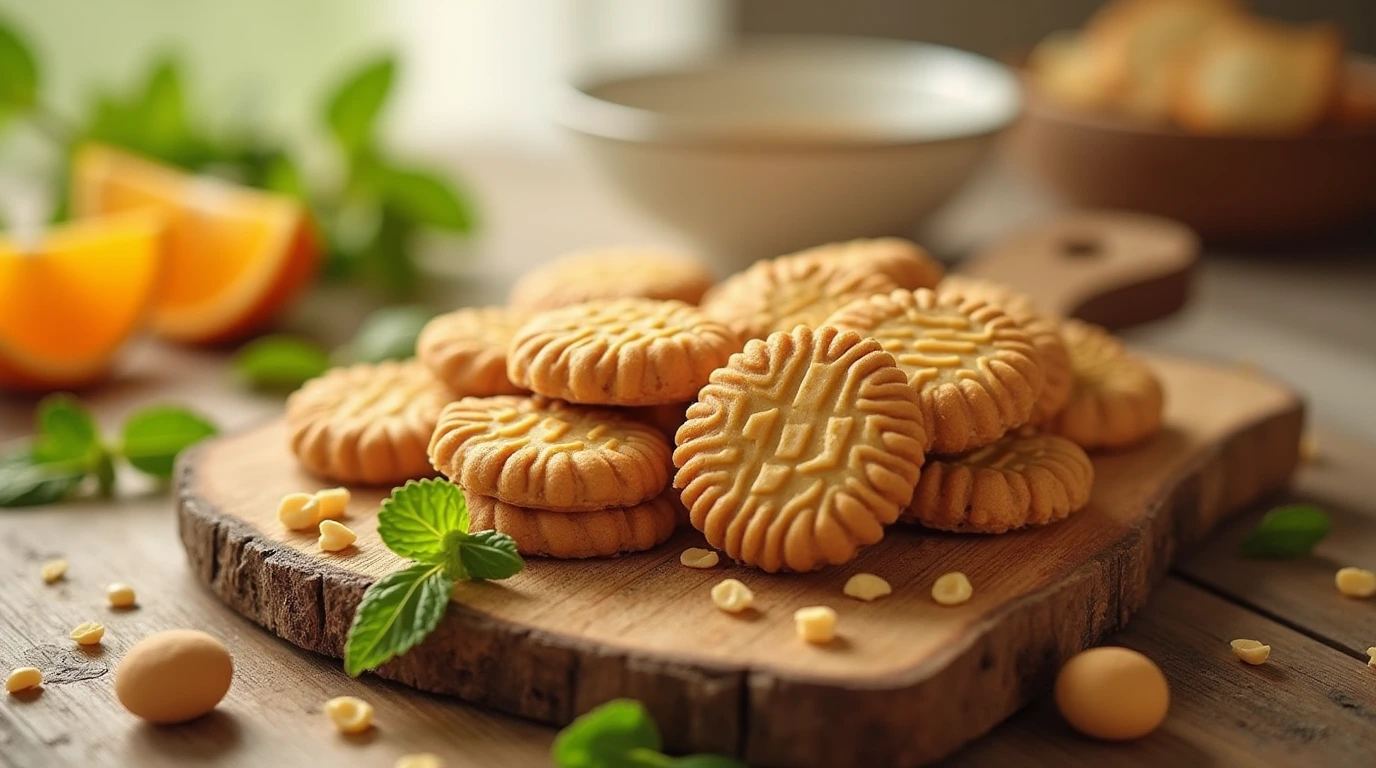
[176,353,1302,767]
[951,578,1376,768]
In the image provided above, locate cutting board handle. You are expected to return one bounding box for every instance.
[956,210,1199,330]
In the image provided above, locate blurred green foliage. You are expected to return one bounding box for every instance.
[0,14,476,298]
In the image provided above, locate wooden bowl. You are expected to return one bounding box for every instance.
[1009,59,1376,241]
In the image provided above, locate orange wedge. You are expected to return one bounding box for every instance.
[71,144,319,344]
[0,211,163,390]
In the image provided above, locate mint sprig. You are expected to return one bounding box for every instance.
[552,699,746,768]
[344,480,523,677]
[1240,503,1332,559]
[0,394,217,507]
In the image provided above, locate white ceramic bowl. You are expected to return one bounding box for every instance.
[557,35,1021,270]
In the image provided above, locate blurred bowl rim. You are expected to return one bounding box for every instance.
[555,34,1023,149]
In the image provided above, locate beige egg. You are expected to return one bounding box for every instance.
[115,629,233,724]
[1054,646,1169,741]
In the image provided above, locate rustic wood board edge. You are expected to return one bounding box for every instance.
[175,387,1304,767]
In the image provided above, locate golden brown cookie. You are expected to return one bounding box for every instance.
[507,298,740,406]
[416,306,528,396]
[673,326,927,573]
[508,247,715,311]
[699,251,901,342]
[938,276,1073,425]
[787,238,945,292]
[467,491,678,559]
[287,360,451,485]
[1048,320,1165,449]
[826,288,1045,455]
[428,395,670,510]
[903,432,1094,533]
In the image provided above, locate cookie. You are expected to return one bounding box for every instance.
[673,326,927,573]
[903,432,1094,533]
[508,247,715,311]
[428,395,670,511]
[628,401,693,440]
[826,288,1045,455]
[416,306,528,396]
[787,238,945,292]
[507,298,740,406]
[287,360,451,485]
[700,252,901,342]
[938,276,1073,425]
[1048,320,1165,449]
[467,491,678,559]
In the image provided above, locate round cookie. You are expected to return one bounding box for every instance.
[826,288,1045,455]
[700,251,901,342]
[1049,320,1165,449]
[287,360,451,485]
[429,395,671,511]
[509,247,715,311]
[507,298,740,406]
[416,306,528,396]
[789,238,945,292]
[903,432,1094,533]
[467,491,678,559]
[673,326,927,573]
[938,276,1073,425]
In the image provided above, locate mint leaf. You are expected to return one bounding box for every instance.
[0,18,38,119]
[553,700,663,768]
[0,449,87,508]
[233,335,331,390]
[1240,504,1332,559]
[377,479,470,563]
[343,563,451,677]
[337,305,433,364]
[33,393,99,464]
[119,406,218,479]
[383,166,475,232]
[137,57,192,161]
[325,56,395,154]
[454,529,524,581]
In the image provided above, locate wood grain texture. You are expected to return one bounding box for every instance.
[176,353,1303,767]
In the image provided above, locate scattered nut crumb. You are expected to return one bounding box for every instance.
[1367,647,1376,668]
[679,548,719,569]
[793,606,838,644]
[1335,567,1376,598]
[1299,432,1320,464]
[5,667,41,694]
[324,696,374,734]
[394,754,444,768]
[70,621,106,646]
[107,583,137,609]
[932,572,973,606]
[278,492,318,531]
[313,487,351,520]
[843,573,892,602]
[710,579,754,613]
[1230,639,1270,665]
[318,520,358,553]
[40,559,67,584]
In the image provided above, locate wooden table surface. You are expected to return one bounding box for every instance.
[2,148,1375,767]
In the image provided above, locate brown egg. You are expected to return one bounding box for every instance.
[115,629,233,724]
[1054,646,1169,740]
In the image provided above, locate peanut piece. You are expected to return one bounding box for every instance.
[107,583,137,608]
[1335,567,1376,598]
[278,492,318,530]
[1367,647,1376,668]
[40,559,67,584]
[318,520,358,553]
[324,696,374,734]
[395,754,444,768]
[843,573,892,602]
[932,572,973,606]
[313,487,351,520]
[70,621,105,646]
[679,548,719,569]
[710,579,754,613]
[1230,639,1270,665]
[6,667,41,694]
[793,606,838,644]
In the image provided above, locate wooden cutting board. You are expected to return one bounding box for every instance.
[176,213,1298,767]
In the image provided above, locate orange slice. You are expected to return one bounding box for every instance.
[0,211,163,390]
[71,144,318,344]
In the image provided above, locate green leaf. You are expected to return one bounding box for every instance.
[137,57,191,160]
[553,700,664,768]
[233,335,332,390]
[119,406,218,479]
[337,305,434,364]
[343,563,451,677]
[377,479,470,563]
[382,166,475,232]
[262,153,305,198]
[0,449,87,508]
[0,17,39,117]
[325,56,395,154]
[94,451,116,498]
[32,393,100,464]
[451,529,524,581]
[1240,504,1332,559]
[358,207,418,298]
